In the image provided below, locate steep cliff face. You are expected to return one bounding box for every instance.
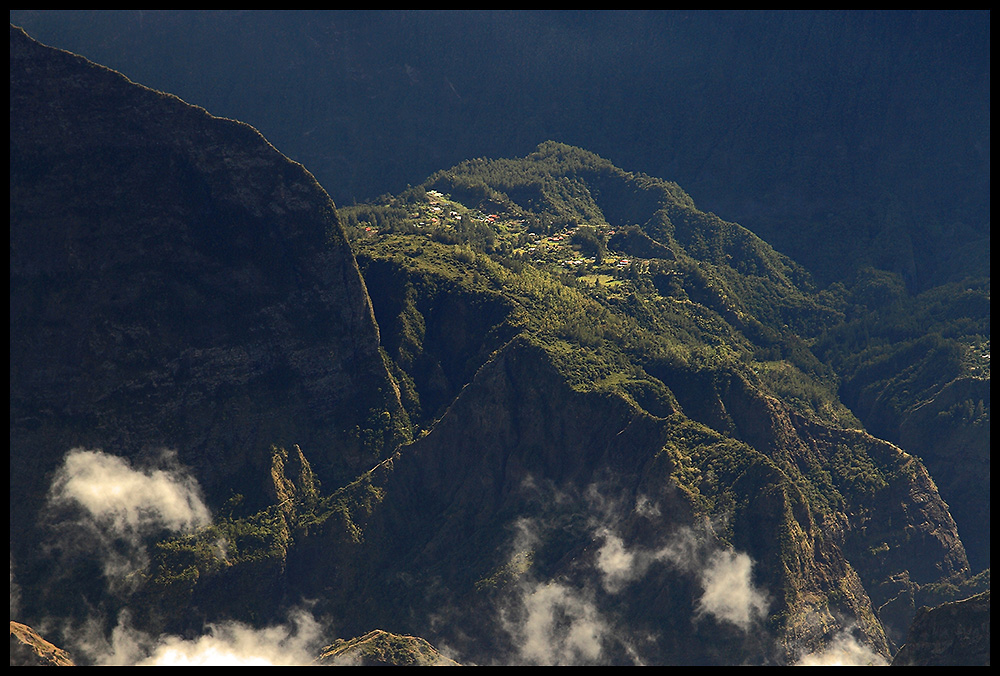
[10,24,404,623]
[357,254,516,428]
[700,374,969,650]
[891,591,990,666]
[898,377,991,572]
[282,333,966,664]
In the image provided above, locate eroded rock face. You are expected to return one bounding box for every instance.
[286,336,968,664]
[699,372,969,651]
[10,622,76,667]
[10,23,403,621]
[899,377,991,572]
[891,591,990,666]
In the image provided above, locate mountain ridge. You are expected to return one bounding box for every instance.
[10,10,989,290]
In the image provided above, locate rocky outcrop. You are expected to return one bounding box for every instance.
[891,591,990,666]
[10,622,75,666]
[316,630,460,666]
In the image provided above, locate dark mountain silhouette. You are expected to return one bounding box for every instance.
[10,22,406,637]
[8,10,990,291]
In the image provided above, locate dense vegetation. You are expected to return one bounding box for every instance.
[340,142,990,577]
[140,143,986,662]
[341,143,987,437]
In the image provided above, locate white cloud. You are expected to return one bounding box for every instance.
[71,608,327,667]
[497,486,772,666]
[502,579,608,666]
[695,548,770,631]
[595,529,639,593]
[47,448,211,534]
[137,608,326,666]
[44,447,212,587]
[594,520,770,632]
[494,514,611,665]
[795,630,889,667]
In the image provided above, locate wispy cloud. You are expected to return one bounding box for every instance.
[594,528,640,593]
[504,580,608,665]
[497,518,612,665]
[47,448,211,533]
[69,607,327,666]
[794,628,889,666]
[695,548,770,631]
[138,608,327,666]
[44,447,212,589]
[495,483,772,665]
[595,519,770,632]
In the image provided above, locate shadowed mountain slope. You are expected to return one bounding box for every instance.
[10,23,405,628]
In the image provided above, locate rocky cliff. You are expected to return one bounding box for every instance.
[10,23,404,627]
[891,591,990,666]
[266,283,967,662]
[9,622,76,667]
